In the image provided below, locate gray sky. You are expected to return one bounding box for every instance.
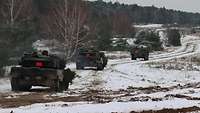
[89,0,200,13]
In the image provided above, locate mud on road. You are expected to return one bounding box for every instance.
[1,35,200,112]
[1,82,200,112]
[131,106,200,113]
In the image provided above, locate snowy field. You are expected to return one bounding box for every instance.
[1,35,200,113]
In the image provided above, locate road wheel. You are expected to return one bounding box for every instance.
[11,78,31,91]
[131,55,136,60]
[11,78,20,91]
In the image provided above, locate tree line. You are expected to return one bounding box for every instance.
[89,0,200,25]
[0,0,198,72]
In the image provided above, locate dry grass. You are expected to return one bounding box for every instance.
[147,55,200,71]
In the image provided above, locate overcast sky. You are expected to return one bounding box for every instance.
[89,0,200,13]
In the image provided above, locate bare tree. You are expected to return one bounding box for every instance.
[43,0,88,60]
[0,0,33,26]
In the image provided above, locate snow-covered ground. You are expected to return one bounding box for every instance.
[134,24,163,28]
[1,99,199,113]
[1,35,200,113]
[0,78,10,93]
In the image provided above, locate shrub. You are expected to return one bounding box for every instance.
[134,31,162,51]
[166,29,181,46]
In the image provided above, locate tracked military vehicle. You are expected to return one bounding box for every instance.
[130,45,149,61]
[10,50,75,92]
[76,49,107,70]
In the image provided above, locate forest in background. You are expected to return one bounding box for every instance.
[0,0,199,71]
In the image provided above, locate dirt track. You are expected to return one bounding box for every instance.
[1,81,200,109]
[131,106,200,113]
[1,35,200,112]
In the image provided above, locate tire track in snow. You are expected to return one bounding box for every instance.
[94,40,198,89]
[108,39,199,67]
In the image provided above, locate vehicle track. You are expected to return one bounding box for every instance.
[87,38,200,93]
[1,36,200,110]
[107,39,199,84]
[108,39,199,67]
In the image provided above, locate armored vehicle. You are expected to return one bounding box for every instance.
[10,50,75,92]
[130,45,149,60]
[76,49,107,70]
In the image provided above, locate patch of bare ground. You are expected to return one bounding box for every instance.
[127,82,200,94]
[165,94,200,100]
[0,92,85,108]
[128,93,200,102]
[1,82,200,108]
[147,56,200,71]
[130,106,200,113]
[0,89,119,108]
